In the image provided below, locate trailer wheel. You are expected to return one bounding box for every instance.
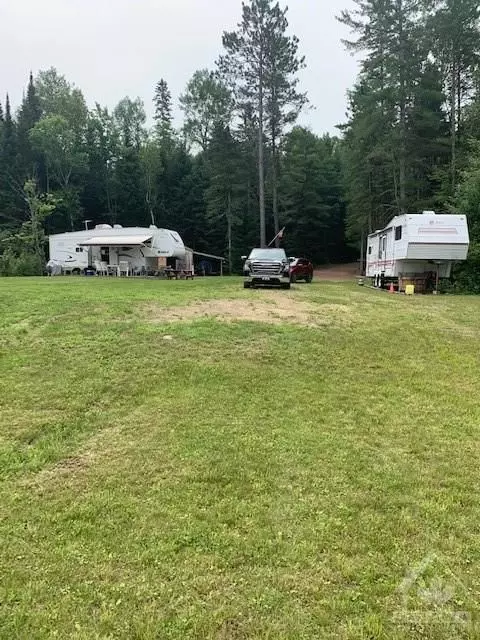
[244,282,251,289]
[72,268,81,276]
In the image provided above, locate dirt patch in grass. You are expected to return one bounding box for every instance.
[146,292,353,327]
[26,455,92,490]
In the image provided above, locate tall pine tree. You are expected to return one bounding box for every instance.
[17,72,42,179]
[154,79,174,149]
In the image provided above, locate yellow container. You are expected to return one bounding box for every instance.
[405,284,415,296]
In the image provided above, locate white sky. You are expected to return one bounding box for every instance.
[0,0,359,134]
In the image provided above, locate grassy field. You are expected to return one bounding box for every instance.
[1,276,480,639]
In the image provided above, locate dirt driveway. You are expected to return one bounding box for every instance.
[314,263,360,281]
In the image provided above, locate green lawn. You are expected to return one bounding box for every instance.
[1,276,480,639]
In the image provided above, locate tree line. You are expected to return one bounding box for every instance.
[340,0,480,289]
[1,0,480,288]
[0,0,351,276]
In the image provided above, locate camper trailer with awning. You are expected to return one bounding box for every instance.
[48,225,189,275]
[366,212,469,291]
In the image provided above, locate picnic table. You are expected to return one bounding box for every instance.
[164,268,194,280]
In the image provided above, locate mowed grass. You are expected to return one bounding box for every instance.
[1,276,480,639]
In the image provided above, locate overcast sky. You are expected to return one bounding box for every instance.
[0,0,359,134]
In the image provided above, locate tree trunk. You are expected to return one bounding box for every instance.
[227,191,232,275]
[450,62,457,192]
[258,60,266,248]
[272,136,280,247]
[368,173,373,234]
[360,228,365,276]
[397,0,407,213]
[398,114,407,213]
[457,66,462,136]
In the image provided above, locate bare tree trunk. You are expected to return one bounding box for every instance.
[397,0,407,213]
[258,59,266,248]
[227,191,232,275]
[392,154,400,212]
[145,177,155,226]
[398,115,406,212]
[368,173,373,234]
[360,228,365,276]
[457,67,462,134]
[272,136,280,247]
[106,171,113,221]
[450,62,457,192]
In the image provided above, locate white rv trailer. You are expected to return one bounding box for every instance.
[48,225,189,274]
[366,211,469,290]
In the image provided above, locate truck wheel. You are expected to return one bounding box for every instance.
[306,274,313,283]
[282,283,291,290]
[290,273,297,284]
[244,282,251,289]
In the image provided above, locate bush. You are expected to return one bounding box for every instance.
[0,250,44,277]
[452,243,480,293]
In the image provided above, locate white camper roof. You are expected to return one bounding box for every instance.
[80,234,153,246]
[368,212,468,239]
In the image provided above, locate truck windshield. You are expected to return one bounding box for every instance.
[249,249,287,261]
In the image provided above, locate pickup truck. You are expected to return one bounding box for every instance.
[242,248,291,289]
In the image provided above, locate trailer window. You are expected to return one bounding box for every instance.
[395,226,402,241]
[75,247,83,253]
[368,246,372,255]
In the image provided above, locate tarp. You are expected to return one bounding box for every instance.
[79,235,153,247]
[46,259,62,276]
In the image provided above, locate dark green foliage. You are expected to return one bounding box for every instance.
[180,70,233,151]
[2,0,480,290]
[281,128,350,264]
[206,125,245,271]
[114,146,147,227]
[339,0,480,288]
[219,0,307,247]
[0,95,23,227]
[153,79,174,149]
[17,73,42,180]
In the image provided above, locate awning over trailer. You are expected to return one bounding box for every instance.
[80,235,153,247]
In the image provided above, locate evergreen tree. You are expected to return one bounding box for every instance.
[339,0,426,214]
[154,79,174,148]
[81,105,120,225]
[141,140,162,226]
[0,95,22,227]
[341,76,397,259]
[219,0,306,247]
[113,99,147,227]
[219,0,273,247]
[281,128,347,264]
[263,4,307,244]
[178,154,210,253]
[2,95,17,170]
[114,146,146,226]
[206,125,244,271]
[17,72,42,178]
[430,0,480,193]
[407,61,450,209]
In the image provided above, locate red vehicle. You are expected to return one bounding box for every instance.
[289,257,314,283]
